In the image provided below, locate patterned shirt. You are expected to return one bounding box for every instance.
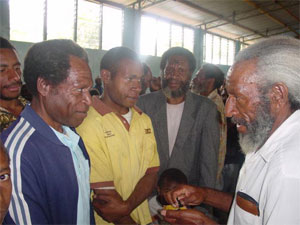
[0,96,27,133]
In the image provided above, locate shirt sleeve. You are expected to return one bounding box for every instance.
[76,112,114,189]
[144,115,160,173]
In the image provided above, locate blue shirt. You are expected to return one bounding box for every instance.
[52,126,90,225]
[1,105,95,225]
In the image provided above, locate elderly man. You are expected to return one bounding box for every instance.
[0,37,27,133]
[137,47,219,189]
[77,47,159,225]
[161,36,300,225]
[1,39,94,224]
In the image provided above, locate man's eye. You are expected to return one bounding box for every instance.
[0,174,10,182]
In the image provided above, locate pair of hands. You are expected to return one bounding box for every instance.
[92,189,134,223]
[161,184,217,225]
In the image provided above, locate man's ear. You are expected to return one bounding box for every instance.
[269,82,289,110]
[36,77,51,97]
[101,69,111,85]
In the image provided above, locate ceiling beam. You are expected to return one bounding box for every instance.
[237,22,299,40]
[274,0,300,23]
[244,0,300,38]
[128,0,167,9]
[201,2,299,30]
[173,0,266,38]
[244,30,297,43]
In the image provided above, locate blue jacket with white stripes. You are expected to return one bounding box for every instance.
[1,105,95,225]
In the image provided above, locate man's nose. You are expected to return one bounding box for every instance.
[83,91,92,106]
[225,96,237,118]
[8,68,21,81]
[132,79,142,92]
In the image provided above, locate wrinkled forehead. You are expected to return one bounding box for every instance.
[166,55,189,67]
[226,59,258,90]
[0,48,20,63]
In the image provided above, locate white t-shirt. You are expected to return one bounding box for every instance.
[122,108,132,124]
[227,110,300,225]
[167,101,185,156]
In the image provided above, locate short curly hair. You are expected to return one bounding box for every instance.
[100,46,140,77]
[0,37,16,50]
[160,47,196,74]
[23,39,89,96]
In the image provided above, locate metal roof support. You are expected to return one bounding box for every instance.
[244,0,300,37]
[274,0,300,23]
[128,0,167,9]
[201,2,299,30]
[173,0,266,38]
[237,21,299,40]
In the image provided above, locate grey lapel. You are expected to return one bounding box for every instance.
[151,91,170,160]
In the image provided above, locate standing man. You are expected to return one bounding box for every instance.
[1,39,94,224]
[0,37,27,133]
[76,47,160,225]
[140,63,153,95]
[162,36,300,225]
[191,63,227,189]
[94,76,103,95]
[137,47,219,188]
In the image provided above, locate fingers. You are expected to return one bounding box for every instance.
[164,185,190,207]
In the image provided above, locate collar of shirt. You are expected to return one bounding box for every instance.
[256,110,300,162]
[51,125,80,150]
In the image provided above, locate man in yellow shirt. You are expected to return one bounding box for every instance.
[77,47,160,225]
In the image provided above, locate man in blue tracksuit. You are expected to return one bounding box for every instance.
[1,39,95,224]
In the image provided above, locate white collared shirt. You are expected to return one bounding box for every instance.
[228,110,300,225]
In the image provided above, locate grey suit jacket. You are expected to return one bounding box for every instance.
[137,90,220,188]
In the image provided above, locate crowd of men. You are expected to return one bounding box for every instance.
[0,35,299,225]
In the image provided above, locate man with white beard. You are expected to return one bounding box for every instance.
[160,36,300,225]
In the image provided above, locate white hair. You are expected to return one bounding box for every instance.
[234,35,300,110]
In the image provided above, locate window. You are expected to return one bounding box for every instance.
[9,0,44,42]
[9,0,123,50]
[156,20,170,57]
[183,27,194,53]
[204,33,235,66]
[140,16,156,56]
[47,0,75,40]
[140,15,194,56]
[102,6,123,50]
[171,24,182,47]
[77,0,101,49]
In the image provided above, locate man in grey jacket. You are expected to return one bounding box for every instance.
[137,47,219,189]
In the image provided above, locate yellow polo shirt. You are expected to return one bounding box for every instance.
[76,96,160,225]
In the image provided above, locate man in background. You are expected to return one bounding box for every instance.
[0,37,27,132]
[94,76,103,95]
[140,63,153,95]
[191,63,227,190]
[77,47,159,225]
[1,39,94,224]
[137,47,219,189]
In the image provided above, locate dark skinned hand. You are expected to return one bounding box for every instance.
[160,209,218,225]
[164,184,207,207]
[92,189,130,223]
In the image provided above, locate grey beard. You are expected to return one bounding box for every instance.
[162,79,190,99]
[237,97,275,155]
